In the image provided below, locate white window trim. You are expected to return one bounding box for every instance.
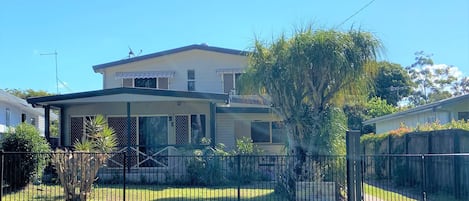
[122,77,170,89]
[187,69,196,91]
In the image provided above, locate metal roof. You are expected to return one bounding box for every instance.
[93,44,250,72]
[0,90,43,116]
[363,93,469,125]
[27,87,229,107]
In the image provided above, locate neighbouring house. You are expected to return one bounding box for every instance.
[363,94,469,134]
[0,89,47,137]
[27,44,287,170]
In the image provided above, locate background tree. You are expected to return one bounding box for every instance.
[373,61,412,106]
[405,51,458,105]
[3,88,54,99]
[344,97,397,134]
[453,77,469,96]
[239,27,381,198]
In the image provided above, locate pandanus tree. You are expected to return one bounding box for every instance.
[239,27,381,198]
[53,115,117,201]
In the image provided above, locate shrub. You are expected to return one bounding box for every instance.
[231,136,264,184]
[1,123,51,190]
[186,142,229,186]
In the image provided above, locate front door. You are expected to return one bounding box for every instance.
[175,115,189,144]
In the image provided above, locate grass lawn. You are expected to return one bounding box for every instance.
[364,183,417,201]
[2,184,284,201]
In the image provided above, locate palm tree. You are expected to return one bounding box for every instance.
[239,27,381,199]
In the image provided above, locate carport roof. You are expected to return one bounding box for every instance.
[27,87,228,107]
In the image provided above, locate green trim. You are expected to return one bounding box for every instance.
[60,107,66,147]
[210,102,216,147]
[27,88,228,106]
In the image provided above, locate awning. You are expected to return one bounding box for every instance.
[216,68,244,74]
[115,71,176,79]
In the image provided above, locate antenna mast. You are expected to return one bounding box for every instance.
[40,51,59,94]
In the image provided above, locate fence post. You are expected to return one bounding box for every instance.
[421,155,427,201]
[237,155,241,201]
[453,133,461,199]
[387,136,392,178]
[346,130,362,201]
[123,151,126,201]
[0,150,3,201]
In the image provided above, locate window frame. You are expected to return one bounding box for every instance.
[250,120,286,144]
[187,69,196,91]
[122,77,169,89]
[222,72,242,94]
[458,112,469,121]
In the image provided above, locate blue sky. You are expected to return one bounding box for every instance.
[1,0,468,94]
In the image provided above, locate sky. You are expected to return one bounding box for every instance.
[1,0,468,94]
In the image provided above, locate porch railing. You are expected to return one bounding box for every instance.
[107,145,209,169]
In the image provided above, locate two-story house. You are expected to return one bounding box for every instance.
[27,44,286,169]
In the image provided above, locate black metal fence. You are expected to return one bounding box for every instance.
[362,153,469,201]
[3,151,468,201]
[0,152,346,201]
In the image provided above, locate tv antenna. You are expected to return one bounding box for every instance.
[128,47,142,58]
[40,51,59,94]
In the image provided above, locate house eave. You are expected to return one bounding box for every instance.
[27,88,228,107]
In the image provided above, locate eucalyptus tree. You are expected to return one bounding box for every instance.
[239,27,381,198]
[405,51,459,105]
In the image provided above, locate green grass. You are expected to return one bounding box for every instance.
[2,184,284,201]
[364,183,417,201]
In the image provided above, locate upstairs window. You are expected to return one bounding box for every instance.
[187,70,196,91]
[117,71,174,89]
[135,78,157,88]
[223,73,242,94]
[122,77,169,89]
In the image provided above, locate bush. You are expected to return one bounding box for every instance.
[231,137,264,184]
[186,142,229,186]
[1,123,51,190]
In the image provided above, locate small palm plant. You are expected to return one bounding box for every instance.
[52,115,117,201]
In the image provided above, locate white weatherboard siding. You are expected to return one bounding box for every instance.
[102,50,247,93]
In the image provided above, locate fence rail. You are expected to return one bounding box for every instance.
[0,152,346,201]
[2,151,468,201]
[362,153,469,201]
